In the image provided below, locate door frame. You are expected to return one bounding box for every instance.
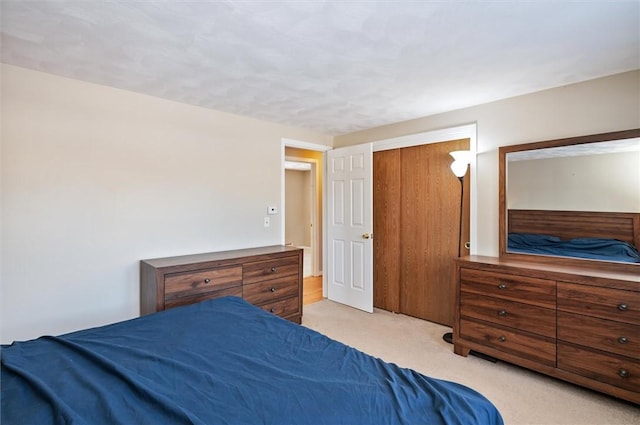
[281,138,331,282]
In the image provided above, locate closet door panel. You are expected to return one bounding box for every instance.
[400,140,468,326]
[373,149,401,312]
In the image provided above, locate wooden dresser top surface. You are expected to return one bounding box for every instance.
[141,245,302,269]
[458,255,640,286]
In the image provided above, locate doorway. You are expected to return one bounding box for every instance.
[284,161,313,276]
[284,146,324,279]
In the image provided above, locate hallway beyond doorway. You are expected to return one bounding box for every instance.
[303,276,323,305]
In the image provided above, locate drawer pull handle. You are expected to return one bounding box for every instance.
[617,303,628,311]
[270,287,276,293]
[204,278,211,284]
[618,336,628,344]
[618,369,629,378]
[498,310,507,317]
[270,308,276,313]
[499,336,506,342]
[498,284,507,290]
[270,267,277,272]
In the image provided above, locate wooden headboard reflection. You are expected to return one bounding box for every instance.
[508,209,640,249]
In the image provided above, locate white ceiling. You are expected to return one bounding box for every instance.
[2,1,639,136]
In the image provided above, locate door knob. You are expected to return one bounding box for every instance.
[362,233,372,239]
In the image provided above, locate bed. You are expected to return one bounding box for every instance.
[2,296,503,425]
[507,209,640,263]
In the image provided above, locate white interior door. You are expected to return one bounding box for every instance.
[326,143,373,312]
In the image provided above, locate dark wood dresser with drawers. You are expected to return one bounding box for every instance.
[453,256,640,404]
[140,245,303,323]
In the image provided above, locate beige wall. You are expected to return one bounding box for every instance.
[1,64,332,343]
[335,70,640,258]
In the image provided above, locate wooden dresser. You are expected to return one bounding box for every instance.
[140,245,303,323]
[454,256,640,404]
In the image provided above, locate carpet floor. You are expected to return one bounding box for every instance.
[302,299,639,425]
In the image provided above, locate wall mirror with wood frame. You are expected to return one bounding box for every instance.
[499,128,640,272]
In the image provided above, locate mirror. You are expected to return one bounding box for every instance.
[499,129,640,272]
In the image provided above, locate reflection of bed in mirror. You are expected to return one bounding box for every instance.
[507,209,640,263]
[500,128,640,270]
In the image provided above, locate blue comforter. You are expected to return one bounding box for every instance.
[508,233,640,263]
[2,296,503,425]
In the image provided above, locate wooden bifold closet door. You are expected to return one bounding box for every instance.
[373,139,469,326]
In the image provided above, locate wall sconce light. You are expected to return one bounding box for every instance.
[443,150,472,345]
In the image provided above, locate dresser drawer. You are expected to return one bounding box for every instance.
[243,255,299,284]
[243,275,299,305]
[558,311,640,360]
[164,266,243,300]
[558,342,640,393]
[459,318,556,366]
[558,282,640,325]
[258,296,300,318]
[460,268,556,307]
[164,286,243,310]
[460,292,555,338]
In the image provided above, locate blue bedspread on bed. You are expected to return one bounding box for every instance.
[508,233,640,263]
[2,296,503,425]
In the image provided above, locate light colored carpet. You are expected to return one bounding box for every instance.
[302,299,639,425]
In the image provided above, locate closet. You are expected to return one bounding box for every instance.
[373,139,469,326]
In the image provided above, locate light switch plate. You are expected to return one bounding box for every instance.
[267,206,278,214]
[264,217,270,227]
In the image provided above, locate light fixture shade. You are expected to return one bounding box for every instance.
[449,150,473,165]
[450,160,468,177]
[449,150,472,178]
